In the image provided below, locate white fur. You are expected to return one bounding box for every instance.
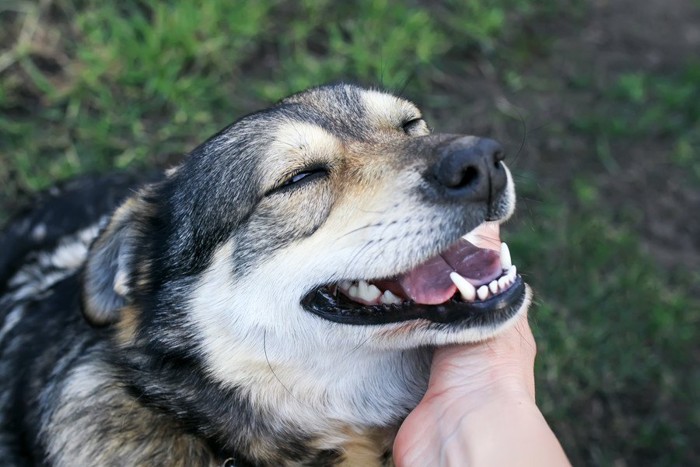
[189,240,429,430]
[187,162,524,433]
[501,165,517,221]
[360,89,423,129]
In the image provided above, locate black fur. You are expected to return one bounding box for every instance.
[1,84,524,466]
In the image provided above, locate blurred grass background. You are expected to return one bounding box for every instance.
[1,0,698,464]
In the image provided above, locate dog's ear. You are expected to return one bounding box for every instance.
[82,198,142,326]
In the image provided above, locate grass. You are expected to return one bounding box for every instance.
[0,0,580,202]
[1,0,698,465]
[573,64,700,183]
[512,180,699,464]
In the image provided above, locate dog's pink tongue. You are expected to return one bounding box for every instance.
[396,223,502,305]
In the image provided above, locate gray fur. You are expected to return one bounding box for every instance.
[0,84,528,466]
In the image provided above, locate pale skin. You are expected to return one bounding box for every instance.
[394,314,571,467]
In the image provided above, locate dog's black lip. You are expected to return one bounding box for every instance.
[301,275,526,325]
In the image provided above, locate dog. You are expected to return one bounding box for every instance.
[0,84,530,466]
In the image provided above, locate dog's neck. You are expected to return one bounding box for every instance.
[113,327,429,465]
[213,425,396,467]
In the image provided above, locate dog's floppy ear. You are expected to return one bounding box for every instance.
[82,197,143,326]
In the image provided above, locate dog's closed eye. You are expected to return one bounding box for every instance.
[267,166,329,195]
[289,170,323,184]
[402,118,429,136]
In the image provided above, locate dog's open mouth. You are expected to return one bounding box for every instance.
[302,222,527,325]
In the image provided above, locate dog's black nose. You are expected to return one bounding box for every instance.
[432,137,507,202]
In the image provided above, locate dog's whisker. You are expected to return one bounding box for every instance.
[334,222,383,242]
[340,239,380,280]
[396,71,416,99]
[341,215,406,277]
[365,219,413,271]
[347,335,373,356]
[263,330,301,404]
[355,207,391,215]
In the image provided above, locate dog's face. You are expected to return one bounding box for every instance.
[82,83,529,427]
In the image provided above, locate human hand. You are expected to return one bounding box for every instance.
[393,314,569,466]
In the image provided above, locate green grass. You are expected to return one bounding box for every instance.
[512,179,699,464]
[572,64,700,182]
[0,0,581,200]
[1,0,698,465]
[585,66,700,139]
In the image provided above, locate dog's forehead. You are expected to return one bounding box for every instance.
[282,84,423,131]
[226,85,425,184]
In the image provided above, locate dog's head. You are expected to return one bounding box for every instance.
[82,82,529,370]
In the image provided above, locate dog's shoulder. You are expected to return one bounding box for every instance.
[42,358,219,466]
[0,170,222,465]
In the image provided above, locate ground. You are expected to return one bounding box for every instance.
[1,0,698,465]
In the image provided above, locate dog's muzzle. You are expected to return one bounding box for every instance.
[301,137,526,327]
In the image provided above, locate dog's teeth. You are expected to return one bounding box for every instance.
[348,284,359,298]
[488,280,498,294]
[509,265,517,280]
[498,276,509,290]
[365,284,382,302]
[357,280,381,302]
[500,242,512,270]
[380,290,402,305]
[449,272,476,301]
[339,280,352,291]
[477,285,489,301]
[356,281,366,298]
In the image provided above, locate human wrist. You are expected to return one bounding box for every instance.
[393,315,573,467]
[394,388,554,467]
[424,373,537,432]
[439,396,568,467]
[423,348,536,416]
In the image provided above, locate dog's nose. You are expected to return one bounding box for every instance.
[432,137,507,202]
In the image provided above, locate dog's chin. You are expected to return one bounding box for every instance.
[300,221,528,334]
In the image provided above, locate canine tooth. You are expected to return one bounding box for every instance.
[477,285,489,301]
[489,280,498,294]
[348,284,359,298]
[449,272,476,301]
[339,280,352,291]
[509,265,517,280]
[500,242,512,270]
[380,290,402,305]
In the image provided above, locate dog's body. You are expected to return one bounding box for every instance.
[0,84,530,466]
